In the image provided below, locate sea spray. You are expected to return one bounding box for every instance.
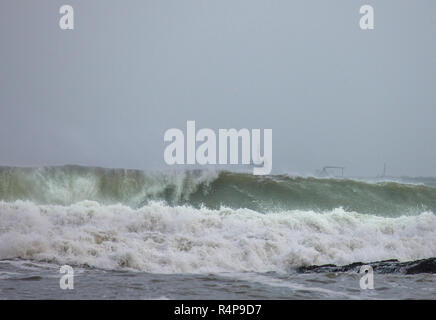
[1,166,436,215]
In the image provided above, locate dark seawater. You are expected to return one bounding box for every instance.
[0,166,435,299]
[1,260,435,300]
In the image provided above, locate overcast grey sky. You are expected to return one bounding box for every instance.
[1,0,435,176]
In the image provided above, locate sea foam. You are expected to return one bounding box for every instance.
[1,200,435,273]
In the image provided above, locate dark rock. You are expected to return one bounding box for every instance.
[405,258,436,274]
[297,257,436,274]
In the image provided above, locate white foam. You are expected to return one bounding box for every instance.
[0,200,435,273]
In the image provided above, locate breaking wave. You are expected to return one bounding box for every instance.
[0,201,435,273]
[1,165,436,215]
[0,165,435,273]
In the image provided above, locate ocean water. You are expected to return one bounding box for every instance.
[1,260,435,299]
[0,166,435,299]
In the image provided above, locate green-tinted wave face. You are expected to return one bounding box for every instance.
[1,166,436,216]
[187,172,436,215]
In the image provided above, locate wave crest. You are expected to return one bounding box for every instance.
[1,166,436,216]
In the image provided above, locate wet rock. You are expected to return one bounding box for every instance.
[296,257,436,274]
